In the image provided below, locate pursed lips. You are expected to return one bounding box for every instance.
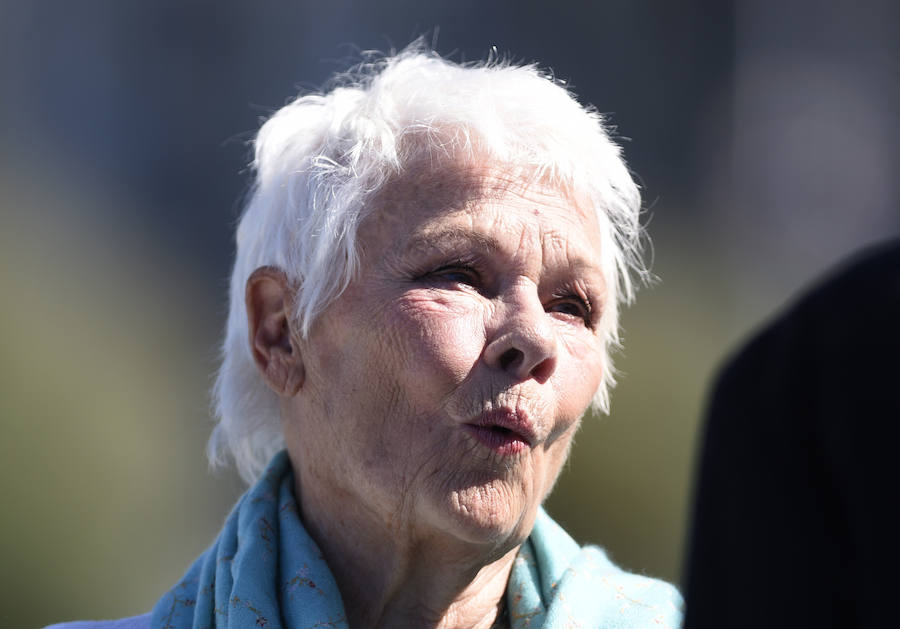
[463,407,537,454]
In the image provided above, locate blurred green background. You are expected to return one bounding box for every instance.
[2,1,898,626]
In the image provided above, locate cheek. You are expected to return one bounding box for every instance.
[536,420,581,500]
[390,291,487,386]
[555,328,605,412]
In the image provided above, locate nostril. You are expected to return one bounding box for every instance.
[498,347,523,371]
[530,356,556,384]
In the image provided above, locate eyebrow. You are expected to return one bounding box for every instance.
[399,226,603,281]
[400,227,502,257]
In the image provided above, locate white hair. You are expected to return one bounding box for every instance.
[210,44,648,483]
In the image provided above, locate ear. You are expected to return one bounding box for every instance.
[245,266,305,397]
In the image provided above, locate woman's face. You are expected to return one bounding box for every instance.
[287,163,607,551]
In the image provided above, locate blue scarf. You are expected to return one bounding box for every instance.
[151,452,682,628]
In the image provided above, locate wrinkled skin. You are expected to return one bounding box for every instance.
[250,161,607,628]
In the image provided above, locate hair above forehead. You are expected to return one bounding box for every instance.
[210,41,647,483]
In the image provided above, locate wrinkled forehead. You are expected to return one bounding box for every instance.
[365,156,601,247]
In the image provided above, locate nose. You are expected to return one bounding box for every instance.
[483,290,558,384]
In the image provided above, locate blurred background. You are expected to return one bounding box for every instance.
[2,0,898,625]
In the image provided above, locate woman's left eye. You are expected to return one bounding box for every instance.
[547,297,592,327]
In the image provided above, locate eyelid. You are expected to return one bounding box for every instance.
[414,258,483,285]
[433,265,479,283]
[548,284,595,328]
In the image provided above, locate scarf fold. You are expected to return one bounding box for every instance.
[152,452,682,628]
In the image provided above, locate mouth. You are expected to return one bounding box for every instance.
[464,408,535,455]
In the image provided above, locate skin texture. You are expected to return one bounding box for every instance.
[247,160,607,629]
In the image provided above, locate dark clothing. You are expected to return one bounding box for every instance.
[684,239,900,628]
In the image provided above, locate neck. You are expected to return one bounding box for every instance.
[294,476,517,629]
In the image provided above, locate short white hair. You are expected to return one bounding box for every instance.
[210,44,648,483]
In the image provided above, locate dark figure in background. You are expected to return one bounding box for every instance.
[684,239,900,627]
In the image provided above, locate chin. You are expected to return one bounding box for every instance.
[436,480,537,550]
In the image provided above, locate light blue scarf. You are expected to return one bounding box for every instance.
[151,452,682,628]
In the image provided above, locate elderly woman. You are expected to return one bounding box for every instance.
[50,47,681,629]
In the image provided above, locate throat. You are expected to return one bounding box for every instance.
[337,544,518,629]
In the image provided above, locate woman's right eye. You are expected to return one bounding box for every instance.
[421,264,480,286]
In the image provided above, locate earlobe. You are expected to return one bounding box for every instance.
[245,266,305,396]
